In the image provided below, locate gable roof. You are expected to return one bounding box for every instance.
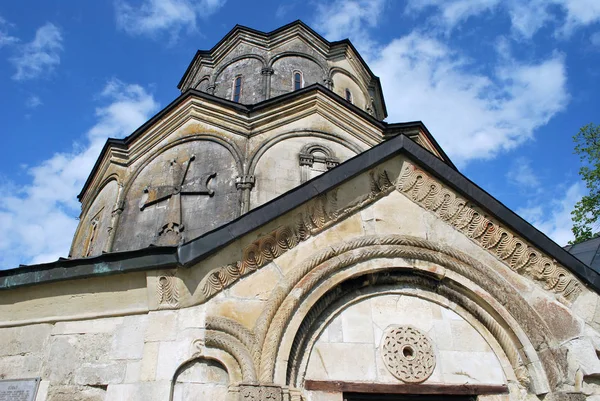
[3,133,599,295]
[76,83,452,202]
[176,20,388,117]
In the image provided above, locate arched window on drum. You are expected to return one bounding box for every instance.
[232,75,242,102]
[293,71,303,91]
[345,88,353,104]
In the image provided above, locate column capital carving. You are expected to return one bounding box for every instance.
[234,384,282,401]
[325,157,339,169]
[299,153,314,167]
[236,175,256,190]
[261,67,274,76]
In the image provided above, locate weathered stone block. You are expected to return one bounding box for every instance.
[47,385,106,401]
[111,315,148,360]
[74,362,126,386]
[52,317,124,335]
[139,342,160,381]
[0,324,51,357]
[0,354,42,379]
[44,333,113,384]
[145,310,177,342]
[104,381,170,401]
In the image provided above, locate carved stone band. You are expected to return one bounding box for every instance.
[381,325,436,383]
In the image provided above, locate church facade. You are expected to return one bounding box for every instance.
[1,21,600,401]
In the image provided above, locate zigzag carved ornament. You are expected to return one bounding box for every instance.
[396,162,581,300]
[197,169,394,302]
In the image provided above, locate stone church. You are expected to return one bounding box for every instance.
[2,20,600,401]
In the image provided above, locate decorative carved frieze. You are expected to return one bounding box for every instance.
[396,162,581,300]
[381,325,436,383]
[199,169,394,300]
[157,271,179,309]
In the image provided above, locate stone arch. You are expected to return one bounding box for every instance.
[194,75,210,92]
[79,173,122,219]
[298,143,340,183]
[285,273,526,392]
[268,52,327,75]
[269,52,328,98]
[70,177,120,258]
[204,327,257,382]
[111,134,244,251]
[251,235,557,394]
[299,143,336,158]
[329,67,371,109]
[247,131,363,209]
[120,134,244,205]
[169,352,237,401]
[211,55,266,103]
[246,130,363,176]
[211,54,267,86]
[328,67,370,94]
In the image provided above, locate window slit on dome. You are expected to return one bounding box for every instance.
[294,71,303,91]
[232,75,242,102]
[345,88,353,103]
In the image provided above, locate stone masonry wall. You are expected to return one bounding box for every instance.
[8,155,600,401]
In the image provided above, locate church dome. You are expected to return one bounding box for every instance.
[177,21,387,120]
[69,21,447,257]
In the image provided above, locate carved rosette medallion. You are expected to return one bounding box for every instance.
[381,325,436,383]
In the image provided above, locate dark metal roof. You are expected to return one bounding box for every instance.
[3,134,600,296]
[565,237,600,275]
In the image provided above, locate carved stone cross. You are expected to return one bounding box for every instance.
[141,155,216,244]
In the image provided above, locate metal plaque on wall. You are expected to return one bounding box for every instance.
[0,378,40,401]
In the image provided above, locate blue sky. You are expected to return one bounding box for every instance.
[0,0,599,269]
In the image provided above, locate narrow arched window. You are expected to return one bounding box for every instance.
[85,217,99,257]
[294,71,303,91]
[345,88,353,103]
[232,76,242,102]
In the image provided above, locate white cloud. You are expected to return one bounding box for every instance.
[517,182,583,246]
[25,95,42,109]
[405,0,600,38]
[115,0,226,39]
[0,80,159,269]
[275,3,296,19]
[591,31,600,47]
[11,22,63,81]
[310,0,575,247]
[558,0,600,34]
[310,1,569,165]
[312,0,386,57]
[405,0,499,32]
[506,157,540,189]
[0,16,19,48]
[371,33,568,164]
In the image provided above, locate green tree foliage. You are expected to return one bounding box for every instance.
[571,123,600,243]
